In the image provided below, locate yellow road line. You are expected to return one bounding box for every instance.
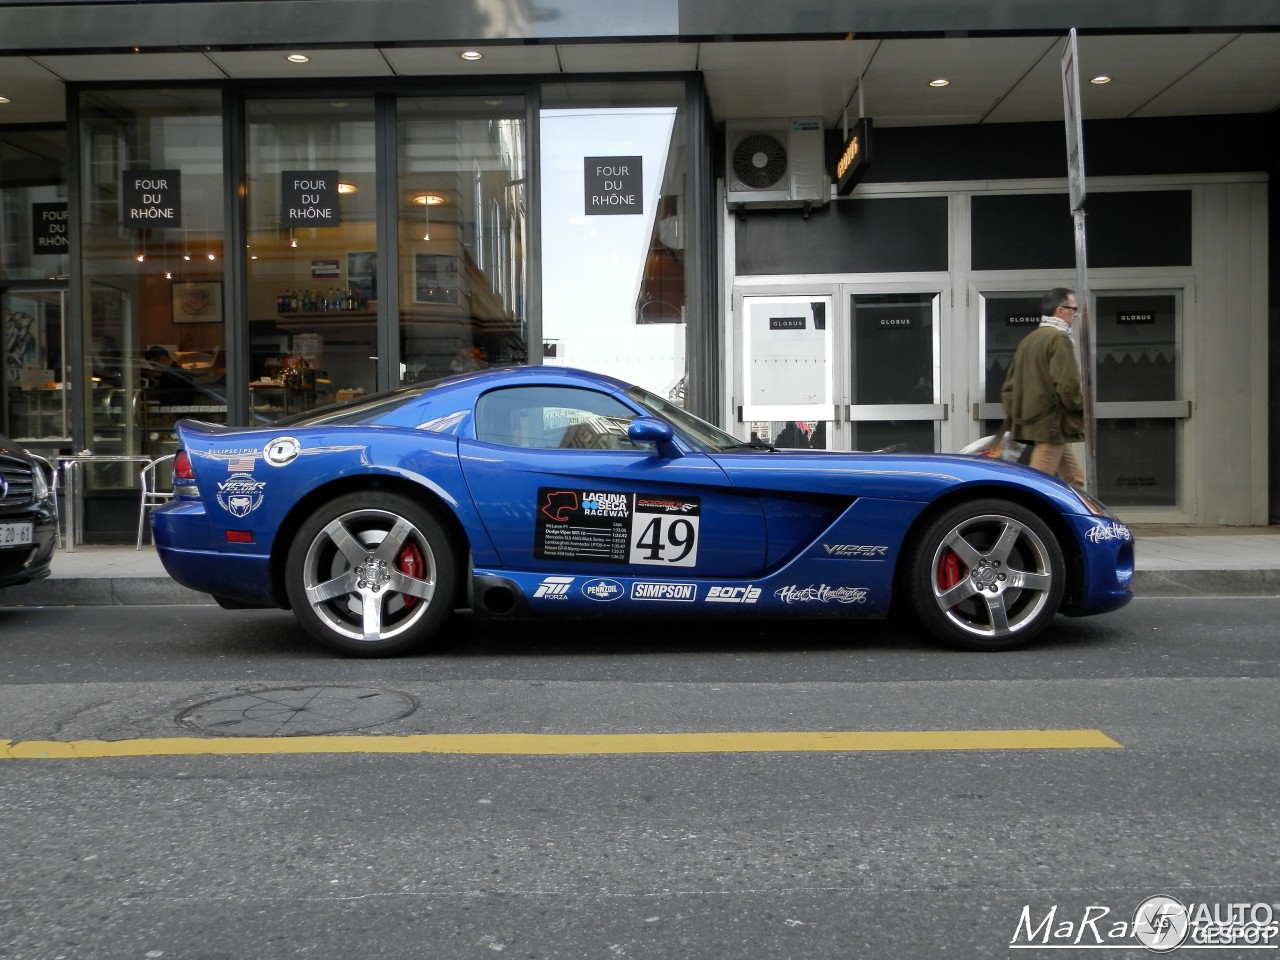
[0,729,1120,759]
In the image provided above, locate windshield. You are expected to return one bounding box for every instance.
[625,385,750,452]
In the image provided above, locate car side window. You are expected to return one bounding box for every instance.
[474,386,649,450]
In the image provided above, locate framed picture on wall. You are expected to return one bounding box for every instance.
[414,253,459,305]
[346,251,377,303]
[171,281,223,324]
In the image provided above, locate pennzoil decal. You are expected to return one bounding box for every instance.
[216,473,266,518]
[535,488,701,567]
[264,436,301,467]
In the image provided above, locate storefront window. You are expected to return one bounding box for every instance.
[396,96,527,383]
[245,98,376,413]
[539,82,687,397]
[78,90,225,537]
[1,128,70,448]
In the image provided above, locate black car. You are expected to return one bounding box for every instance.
[0,434,58,588]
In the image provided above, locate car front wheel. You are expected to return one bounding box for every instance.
[906,498,1066,651]
[285,491,458,657]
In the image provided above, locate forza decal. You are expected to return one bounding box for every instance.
[263,436,301,467]
[582,578,625,602]
[533,576,574,599]
[1085,521,1132,544]
[821,544,889,558]
[775,585,870,604]
[630,582,697,602]
[705,585,762,604]
[535,488,701,567]
[216,473,266,518]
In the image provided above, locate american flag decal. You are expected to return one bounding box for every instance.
[227,454,258,472]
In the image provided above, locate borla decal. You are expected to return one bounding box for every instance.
[216,473,266,518]
[535,488,701,567]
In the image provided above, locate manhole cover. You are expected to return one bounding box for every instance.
[178,686,418,736]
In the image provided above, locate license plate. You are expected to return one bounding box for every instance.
[0,521,33,548]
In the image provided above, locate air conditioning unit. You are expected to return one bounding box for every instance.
[725,117,830,210]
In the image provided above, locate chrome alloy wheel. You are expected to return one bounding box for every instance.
[300,507,438,643]
[929,512,1056,640]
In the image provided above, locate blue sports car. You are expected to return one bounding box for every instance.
[153,365,1134,657]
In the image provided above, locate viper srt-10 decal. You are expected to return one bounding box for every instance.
[536,488,702,567]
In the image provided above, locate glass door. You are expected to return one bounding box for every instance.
[1092,291,1188,507]
[737,286,947,451]
[976,287,1188,509]
[844,291,945,452]
[3,287,70,448]
[738,293,836,449]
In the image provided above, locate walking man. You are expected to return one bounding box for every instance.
[1000,287,1086,490]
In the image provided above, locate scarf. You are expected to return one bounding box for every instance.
[1039,315,1072,334]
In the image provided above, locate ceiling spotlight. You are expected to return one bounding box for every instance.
[459,50,484,61]
[286,53,310,63]
[207,253,216,260]
[0,97,11,104]
[928,78,950,88]
[338,181,358,194]
[1090,75,1112,85]
[412,193,446,206]
[135,253,145,262]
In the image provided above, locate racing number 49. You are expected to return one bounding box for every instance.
[630,515,699,567]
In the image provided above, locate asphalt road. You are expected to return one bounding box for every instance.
[1,598,1277,960]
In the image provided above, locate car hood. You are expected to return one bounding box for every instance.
[710,449,1090,514]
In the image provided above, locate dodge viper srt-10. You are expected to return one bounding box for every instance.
[153,365,1134,657]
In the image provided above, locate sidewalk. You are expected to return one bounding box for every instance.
[4,525,1279,606]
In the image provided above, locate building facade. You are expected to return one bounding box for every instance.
[1,0,1276,538]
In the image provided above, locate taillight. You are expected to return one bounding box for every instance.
[174,449,194,482]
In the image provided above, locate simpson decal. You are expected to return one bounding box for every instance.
[216,473,266,518]
[535,488,701,567]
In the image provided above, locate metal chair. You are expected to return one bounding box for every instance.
[136,453,176,550]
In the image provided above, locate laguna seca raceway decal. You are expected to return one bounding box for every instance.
[535,488,701,567]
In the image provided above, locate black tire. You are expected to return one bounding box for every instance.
[285,491,459,657]
[905,498,1065,651]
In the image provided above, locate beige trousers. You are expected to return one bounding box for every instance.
[1028,441,1086,490]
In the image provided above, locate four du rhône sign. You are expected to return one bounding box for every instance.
[31,201,68,254]
[282,170,340,226]
[123,169,181,226]
[584,157,642,215]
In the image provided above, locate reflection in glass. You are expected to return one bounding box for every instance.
[397,97,528,385]
[245,98,377,415]
[79,88,226,508]
[540,82,687,398]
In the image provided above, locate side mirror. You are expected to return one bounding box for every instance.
[627,416,682,459]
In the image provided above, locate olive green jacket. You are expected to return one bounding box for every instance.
[1000,323,1085,443]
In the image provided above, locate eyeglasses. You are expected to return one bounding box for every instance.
[1059,305,1079,313]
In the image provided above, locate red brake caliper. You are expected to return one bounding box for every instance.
[937,548,963,592]
[397,543,424,608]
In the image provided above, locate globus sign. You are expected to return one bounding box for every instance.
[834,118,873,196]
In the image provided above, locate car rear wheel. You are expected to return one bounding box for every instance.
[285,491,458,657]
[906,498,1065,651]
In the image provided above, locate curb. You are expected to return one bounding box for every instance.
[4,577,213,607]
[1130,568,1280,598]
[3,569,1279,607]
